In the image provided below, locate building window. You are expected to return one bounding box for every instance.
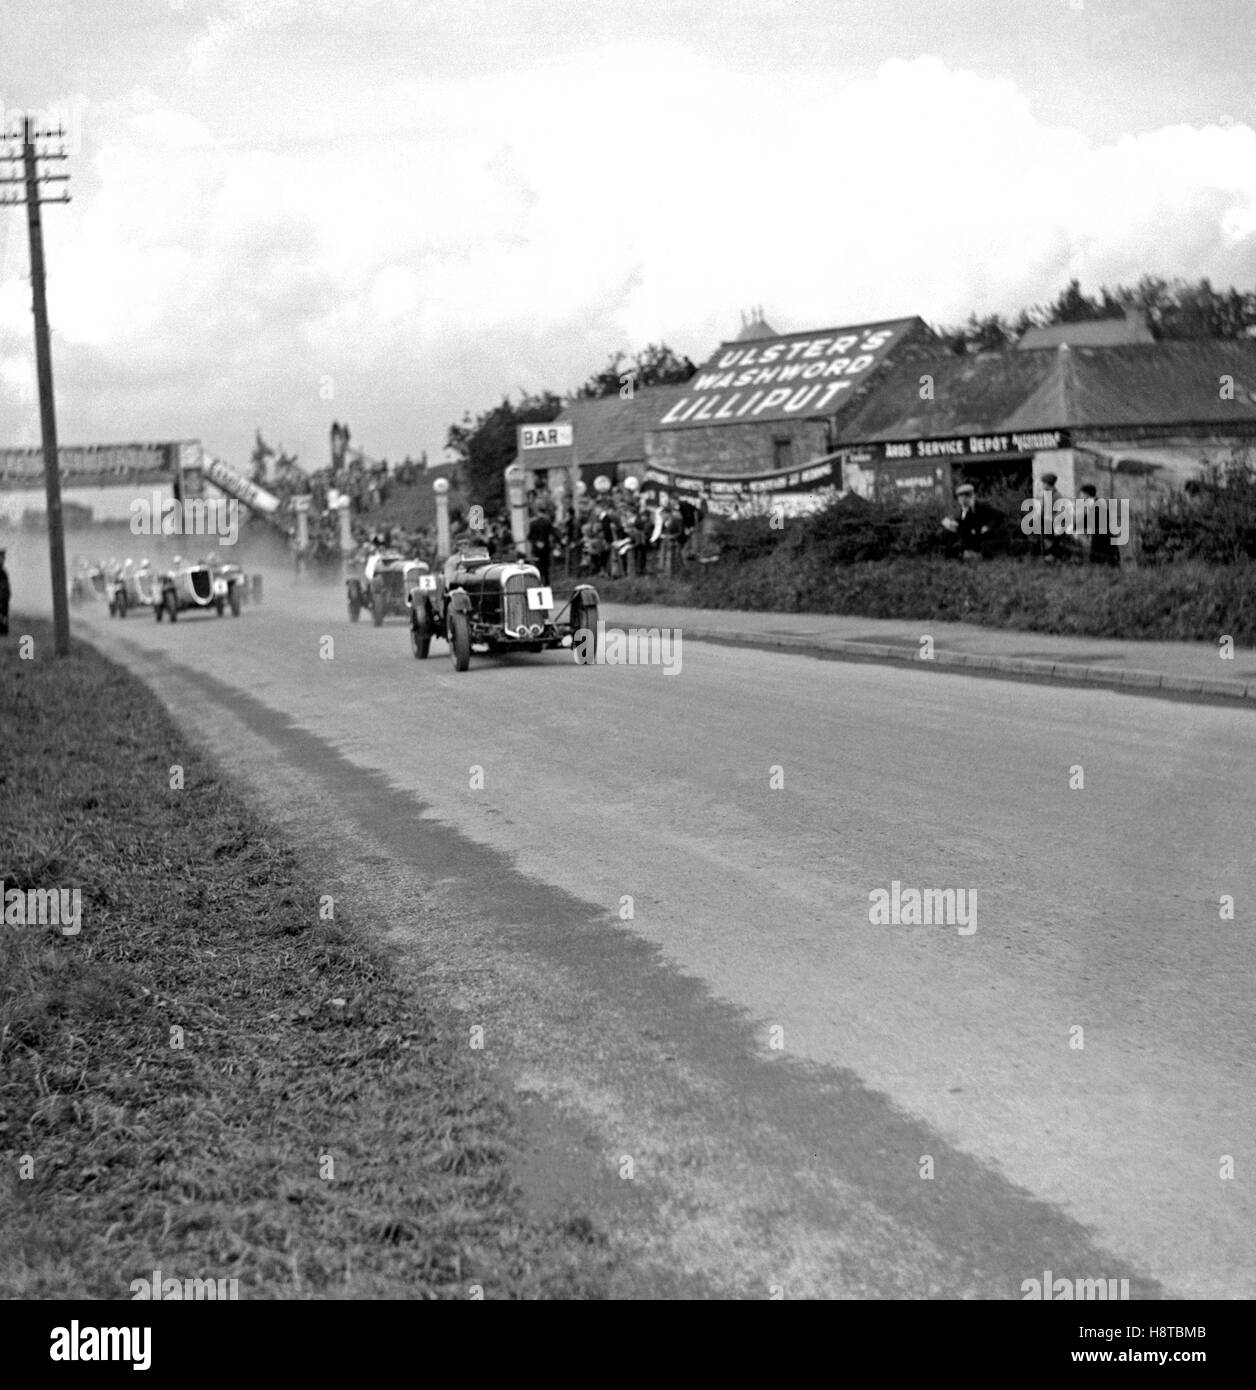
[773,437,793,470]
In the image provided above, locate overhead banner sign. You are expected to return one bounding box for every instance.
[0,441,187,488]
[202,454,281,514]
[652,319,917,430]
[518,423,573,450]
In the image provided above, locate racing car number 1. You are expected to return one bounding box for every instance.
[526,586,553,611]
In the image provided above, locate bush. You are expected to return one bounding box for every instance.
[598,555,1256,644]
[1141,452,1256,564]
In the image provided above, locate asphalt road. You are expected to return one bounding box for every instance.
[50,571,1256,1298]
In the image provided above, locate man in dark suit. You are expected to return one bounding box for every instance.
[527,509,554,584]
[941,482,1001,558]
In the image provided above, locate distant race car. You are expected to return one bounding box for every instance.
[154,557,243,621]
[204,556,250,606]
[347,551,431,626]
[408,541,599,671]
[108,562,158,618]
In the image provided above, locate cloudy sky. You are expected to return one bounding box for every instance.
[2,0,1255,474]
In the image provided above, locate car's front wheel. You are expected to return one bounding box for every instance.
[411,608,431,659]
[229,586,241,617]
[116,589,128,619]
[572,599,599,664]
[448,608,471,671]
[372,602,384,628]
[164,591,178,623]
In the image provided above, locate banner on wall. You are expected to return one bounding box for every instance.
[641,458,841,514]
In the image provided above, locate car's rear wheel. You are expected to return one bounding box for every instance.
[165,591,178,623]
[229,586,241,617]
[448,609,471,671]
[215,597,225,617]
[372,602,384,628]
[572,599,598,664]
[348,598,360,622]
[154,600,163,622]
[116,589,128,619]
[411,608,431,659]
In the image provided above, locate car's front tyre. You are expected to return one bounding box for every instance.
[448,608,471,671]
[571,598,599,664]
[411,608,431,659]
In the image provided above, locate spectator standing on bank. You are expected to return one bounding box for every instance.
[0,547,10,637]
[660,502,684,576]
[528,508,554,584]
[630,502,652,576]
[1078,484,1121,566]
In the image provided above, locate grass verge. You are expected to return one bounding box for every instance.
[0,618,613,1299]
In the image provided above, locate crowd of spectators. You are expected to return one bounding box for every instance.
[263,423,430,566]
[472,483,711,581]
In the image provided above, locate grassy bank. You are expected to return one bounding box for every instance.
[595,556,1256,645]
[0,619,613,1299]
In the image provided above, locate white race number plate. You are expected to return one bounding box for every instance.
[416,574,437,591]
[527,586,553,611]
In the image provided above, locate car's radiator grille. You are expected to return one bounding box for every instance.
[191,569,213,600]
[502,575,530,632]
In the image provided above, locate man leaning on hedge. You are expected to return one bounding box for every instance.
[941,483,1002,559]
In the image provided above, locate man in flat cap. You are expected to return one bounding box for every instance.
[941,482,1001,559]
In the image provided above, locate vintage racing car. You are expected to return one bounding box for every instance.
[204,555,250,607]
[71,558,111,604]
[153,556,243,621]
[107,560,158,618]
[408,542,599,671]
[347,550,432,626]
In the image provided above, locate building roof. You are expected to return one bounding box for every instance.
[832,340,1256,444]
[1016,309,1154,349]
[549,386,687,468]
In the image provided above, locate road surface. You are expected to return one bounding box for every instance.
[52,572,1256,1298]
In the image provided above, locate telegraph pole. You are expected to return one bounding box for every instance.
[1,115,71,655]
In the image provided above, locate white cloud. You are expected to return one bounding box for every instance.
[3,47,1256,469]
